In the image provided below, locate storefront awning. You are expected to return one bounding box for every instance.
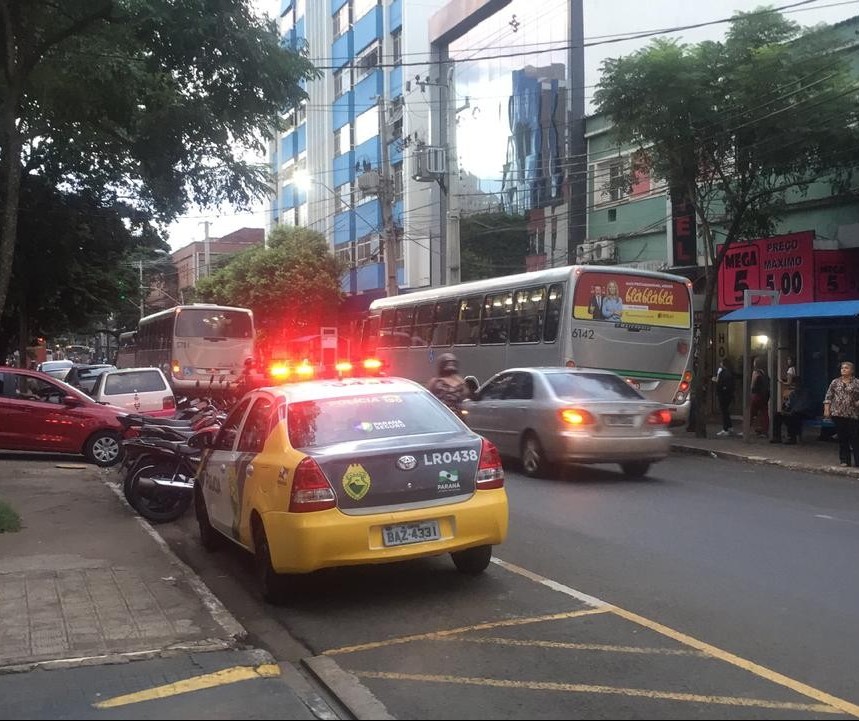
[719,300,859,322]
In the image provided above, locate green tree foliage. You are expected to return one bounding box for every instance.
[0,174,153,361]
[0,0,316,326]
[594,8,859,435]
[194,225,344,354]
[460,213,530,281]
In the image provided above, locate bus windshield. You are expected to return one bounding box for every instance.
[176,309,254,339]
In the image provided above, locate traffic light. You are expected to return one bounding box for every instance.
[118,279,126,300]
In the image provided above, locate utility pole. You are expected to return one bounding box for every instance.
[137,259,144,319]
[377,96,398,296]
[201,220,211,278]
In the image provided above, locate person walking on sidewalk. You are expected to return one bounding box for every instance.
[823,361,859,466]
[750,357,771,438]
[771,375,813,445]
[713,358,735,437]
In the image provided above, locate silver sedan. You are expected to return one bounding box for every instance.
[463,367,672,478]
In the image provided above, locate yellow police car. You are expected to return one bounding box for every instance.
[194,377,509,602]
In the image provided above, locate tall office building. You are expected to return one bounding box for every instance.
[269,0,448,298]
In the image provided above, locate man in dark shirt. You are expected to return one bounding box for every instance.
[771,376,813,444]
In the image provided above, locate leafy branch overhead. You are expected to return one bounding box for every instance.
[0,0,318,334]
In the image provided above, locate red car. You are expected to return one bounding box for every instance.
[0,366,128,466]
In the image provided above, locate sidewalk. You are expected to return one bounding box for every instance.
[670,421,859,478]
[0,455,324,719]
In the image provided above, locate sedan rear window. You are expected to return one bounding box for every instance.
[546,372,644,400]
[287,391,462,449]
[104,371,167,395]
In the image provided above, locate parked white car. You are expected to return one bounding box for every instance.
[91,367,175,417]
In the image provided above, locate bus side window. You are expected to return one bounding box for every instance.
[392,307,414,348]
[362,316,380,355]
[431,301,456,346]
[412,304,434,347]
[480,291,511,345]
[510,286,545,344]
[455,296,482,345]
[543,283,565,342]
[378,309,395,348]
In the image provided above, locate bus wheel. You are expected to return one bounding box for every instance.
[521,432,551,478]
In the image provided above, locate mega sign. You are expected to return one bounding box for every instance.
[717,231,815,310]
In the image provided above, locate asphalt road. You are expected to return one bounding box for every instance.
[157,454,859,720]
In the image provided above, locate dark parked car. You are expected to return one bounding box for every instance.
[0,367,128,466]
[463,367,673,478]
[64,363,116,396]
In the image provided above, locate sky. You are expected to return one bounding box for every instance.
[165,0,859,252]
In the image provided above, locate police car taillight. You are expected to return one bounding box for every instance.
[289,457,336,512]
[475,438,504,489]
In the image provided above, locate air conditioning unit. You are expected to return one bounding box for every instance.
[412,146,446,182]
[593,239,616,261]
[576,241,595,263]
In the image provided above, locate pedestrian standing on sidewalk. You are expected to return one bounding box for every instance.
[713,358,735,437]
[823,361,859,467]
[750,357,771,438]
[771,375,813,445]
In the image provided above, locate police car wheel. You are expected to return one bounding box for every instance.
[195,485,222,551]
[253,520,287,604]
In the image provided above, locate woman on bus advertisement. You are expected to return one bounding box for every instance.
[573,272,690,328]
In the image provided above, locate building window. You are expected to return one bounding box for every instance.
[355,41,380,82]
[393,164,403,201]
[391,29,402,65]
[354,106,378,146]
[336,243,354,267]
[333,3,350,37]
[335,182,353,211]
[334,124,353,157]
[356,234,374,266]
[353,0,379,23]
[608,208,617,222]
[334,68,347,98]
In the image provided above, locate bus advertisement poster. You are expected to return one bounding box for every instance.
[573,271,691,329]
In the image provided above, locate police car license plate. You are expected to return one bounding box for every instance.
[382,520,440,547]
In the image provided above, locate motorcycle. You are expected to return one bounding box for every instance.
[118,407,222,523]
[123,426,217,523]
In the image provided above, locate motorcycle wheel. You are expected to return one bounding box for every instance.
[128,461,193,524]
[122,453,154,504]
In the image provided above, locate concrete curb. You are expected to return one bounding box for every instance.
[670,444,859,478]
[101,472,248,644]
[303,656,395,721]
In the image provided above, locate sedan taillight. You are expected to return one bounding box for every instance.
[559,408,596,426]
[163,396,175,410]
[289,457,337,512]
[647,409,672,425]
[476,438,504,489]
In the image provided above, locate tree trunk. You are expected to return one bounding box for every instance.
[17,304,28,369]
[693,267,720,438]
[0,100,23,322]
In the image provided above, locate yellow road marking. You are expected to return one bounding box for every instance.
[351,671,843,713]
[322,608,610,656]
[497,558,859,718]
[437,636,707,656]
[608,606,859,718]
[93,664,281,709]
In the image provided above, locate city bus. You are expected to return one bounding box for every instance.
[119,304,255,397]
[364,265,694,424]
